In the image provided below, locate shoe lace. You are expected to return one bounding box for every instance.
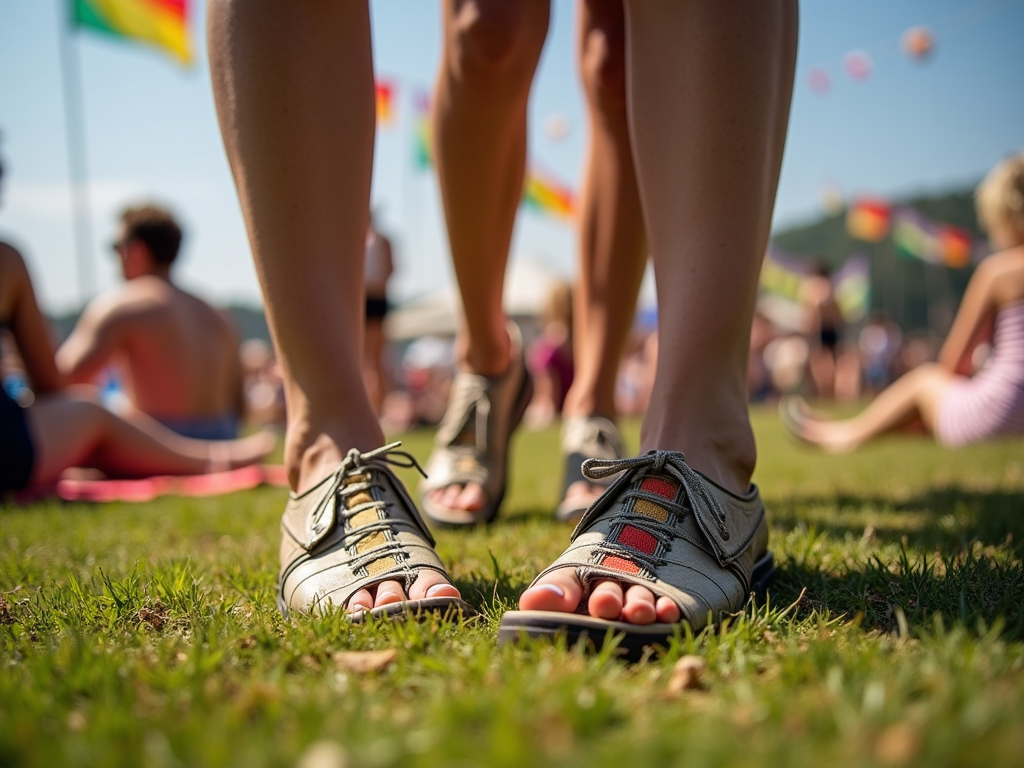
[308,442,428,570]
[581,451,731,572]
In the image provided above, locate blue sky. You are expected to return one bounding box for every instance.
[1,0,1022,314]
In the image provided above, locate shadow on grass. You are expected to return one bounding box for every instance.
[765,484,1024,640]
[768,485,1024,557]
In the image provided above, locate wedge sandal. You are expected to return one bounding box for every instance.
[420,323,533,526]
[278,443,476,621]
[498,450,775,661]
[555,415,626,523]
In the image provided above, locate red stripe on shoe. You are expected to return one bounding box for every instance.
[640,477,677,500]
[618,524,658,555]
[602,555,641,574]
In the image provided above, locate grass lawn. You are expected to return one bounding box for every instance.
[2,403,1024,768]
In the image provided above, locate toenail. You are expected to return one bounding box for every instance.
[427,583,452,597]
[533,584,564,597]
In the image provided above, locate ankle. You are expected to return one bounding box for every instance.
[285,422,384,493]
[640,420,756,495]
[458,326,512,378]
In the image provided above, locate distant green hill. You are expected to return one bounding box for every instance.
[770,186,985,334]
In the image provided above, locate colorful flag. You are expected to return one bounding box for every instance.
[846,198,891,242]
[939,225,972,268]
[71,0,192,65]
[832,254,871,322]
[759,247,809,304]
[522,167,574,220]
[892,208,975,269]
[412,90,433,170]
[375,80,396,128]
[892,207,941,264]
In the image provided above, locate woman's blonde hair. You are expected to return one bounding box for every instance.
[975,152,1024,238]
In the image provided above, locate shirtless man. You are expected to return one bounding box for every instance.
[57,204,245,440]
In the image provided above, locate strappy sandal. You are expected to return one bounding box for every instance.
[498,450,775,661]
[420,324,533,527]
[278,442,476,621]
[555,415,626,523]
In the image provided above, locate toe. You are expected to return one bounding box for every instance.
[655,596,681,624]
[621,585,657,625]
[587,580,624,621]
[347,588,374,615]
[408,570,461,601]
[455,483,486,512]
[564,480,604,508]
[372,580,408,608]
[519,570,583,612]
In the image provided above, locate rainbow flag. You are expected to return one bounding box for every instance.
[940,225,972,268]
[375,80,396,129]
[832,254,871,322]
[522,167,574,220]
[892,208,941,264]
[412,90,433,170]
[759,247,808,304]
[71,0,192,65]
[847,198,891,242]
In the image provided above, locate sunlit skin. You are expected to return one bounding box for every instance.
[207,0,797,622]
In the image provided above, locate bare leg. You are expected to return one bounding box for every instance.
[559,0,648,510]
[26,390,273,485]
[428,0,550,513]
[521,0,798,624]
[208,0,457,610]
[787,363,955,453]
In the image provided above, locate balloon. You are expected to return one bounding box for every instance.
[901,26,934,61]
[544,113,570,142]
[807,66,831,95]
[842,50,873,82]
[819,180,845,216]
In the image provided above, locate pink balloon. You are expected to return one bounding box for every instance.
[807,66,831,95]
[842,50,873,82]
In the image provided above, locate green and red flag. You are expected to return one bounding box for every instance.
[71,0,192,65]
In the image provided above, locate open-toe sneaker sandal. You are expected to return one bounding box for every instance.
[278,442,477,621]
[499,450,775,661]
[420,323,533,527]
[555,415,626,523]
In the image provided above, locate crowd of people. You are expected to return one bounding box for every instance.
[2,0,1022,658]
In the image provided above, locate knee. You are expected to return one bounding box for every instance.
[579,23,627,115]
[447,1,548,90]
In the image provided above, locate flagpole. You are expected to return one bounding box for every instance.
[58,1,95,306]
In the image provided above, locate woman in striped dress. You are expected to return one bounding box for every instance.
[783,152,1024,453]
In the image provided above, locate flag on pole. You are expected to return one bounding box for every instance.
[522,167,574,220]
[939,225,972,268]
[832,254,871,322]
[71,0,193,65]
[375,80,396,128]
[846,198,891,242]
[412,90,433,170]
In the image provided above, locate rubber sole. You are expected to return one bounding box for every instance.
[497,550,777,662]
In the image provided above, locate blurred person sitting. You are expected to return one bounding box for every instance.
[783,153,1024,452]
[57,204,244,440]
[0,195,273,496]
